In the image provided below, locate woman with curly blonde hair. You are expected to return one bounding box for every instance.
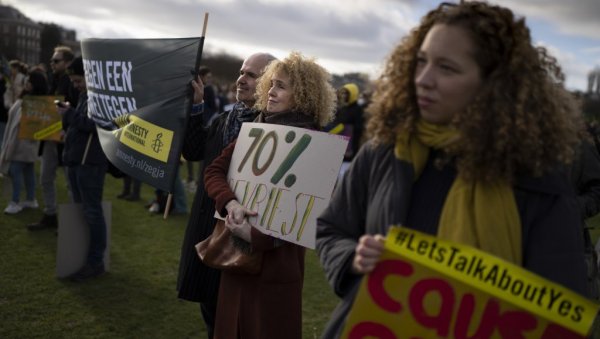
[316,2,587,336]
[254,51,336,128]
[204,51,335,339]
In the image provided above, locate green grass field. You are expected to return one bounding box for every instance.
[0,163,339,338]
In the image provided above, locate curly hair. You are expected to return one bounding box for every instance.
[367,1,582,181]
[254,51,336,128]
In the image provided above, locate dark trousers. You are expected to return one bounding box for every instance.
[122,175,141,197]
[200,299,217,339]
[68,163,107,267]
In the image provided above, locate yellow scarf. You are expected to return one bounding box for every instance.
[395,120,522,264]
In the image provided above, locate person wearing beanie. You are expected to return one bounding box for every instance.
[327,83,365,160]
[324,82,365,181]
[66,57,84,76]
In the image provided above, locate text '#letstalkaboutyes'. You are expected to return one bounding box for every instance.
[393,229,585,322]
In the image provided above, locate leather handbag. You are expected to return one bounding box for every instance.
[195,219,263,275]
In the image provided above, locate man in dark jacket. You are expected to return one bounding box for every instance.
[176,52,275,338]
[28,46,79,231]
[60,57,108,282]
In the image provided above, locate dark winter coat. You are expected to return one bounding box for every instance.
[316,141,587,338]
[569,140,600,300]
[176,111,230,303]
[49,71,79,105]
[326,102,364,161]
[177,103,260,304]
[570,140,600,220]
[62,92,107,167]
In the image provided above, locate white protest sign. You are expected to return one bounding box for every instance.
[227,122,348,249]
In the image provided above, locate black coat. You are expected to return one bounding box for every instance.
[327,103,364,161]
[49,71,79,105]
[62,92,107,167]
[177,109,250,302]
[570,140,600,220]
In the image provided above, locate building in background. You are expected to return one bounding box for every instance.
[0,4,78,70]
[0,4,41,65]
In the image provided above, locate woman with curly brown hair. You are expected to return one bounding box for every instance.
[316,1,587,336]
[204,51,335,339]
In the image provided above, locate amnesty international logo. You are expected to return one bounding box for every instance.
[118,115,173,162]
[151,133,164,154]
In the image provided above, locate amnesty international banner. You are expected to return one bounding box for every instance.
[225,123,348,249]
[80,38,203,192]
[19,95,63,141]
[342,226,600,338]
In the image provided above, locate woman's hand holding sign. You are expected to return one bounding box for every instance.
[225,199,258,242]
[352,234,386,274]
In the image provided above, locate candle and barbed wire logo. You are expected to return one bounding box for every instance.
[151,133,164,154]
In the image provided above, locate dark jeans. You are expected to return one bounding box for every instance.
[68,164,107,267]
[122,175,141,197]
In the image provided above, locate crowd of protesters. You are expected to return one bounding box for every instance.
[3,1,600,338]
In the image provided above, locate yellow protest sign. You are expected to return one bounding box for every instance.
[19,95,64,141]
[342,226,599,338]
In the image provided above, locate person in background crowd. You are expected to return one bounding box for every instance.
[216,83,230,113]
[117,175,141,201]
[176,52,275,339]
[60,57,108,282]
[48,46,79,105]
[198,66,219,126]
[28,45,78,231]
[0,71,47,214]
[222,82,238,112]
[148,169,187,215]
[204,51,336,339]
[0,73,8,151]
[324,82,365,180]
[5,60,27,109]
[316,2,588,337]
[569,125,600,300]
[184,66,220,194]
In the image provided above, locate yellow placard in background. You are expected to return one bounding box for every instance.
[19,95,63,141]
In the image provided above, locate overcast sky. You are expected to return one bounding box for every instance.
[6,0,600,91]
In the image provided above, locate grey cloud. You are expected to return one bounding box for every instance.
[502,0,600,39]
[33,0,414,65]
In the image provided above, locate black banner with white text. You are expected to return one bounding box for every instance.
[81,37,202,192]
